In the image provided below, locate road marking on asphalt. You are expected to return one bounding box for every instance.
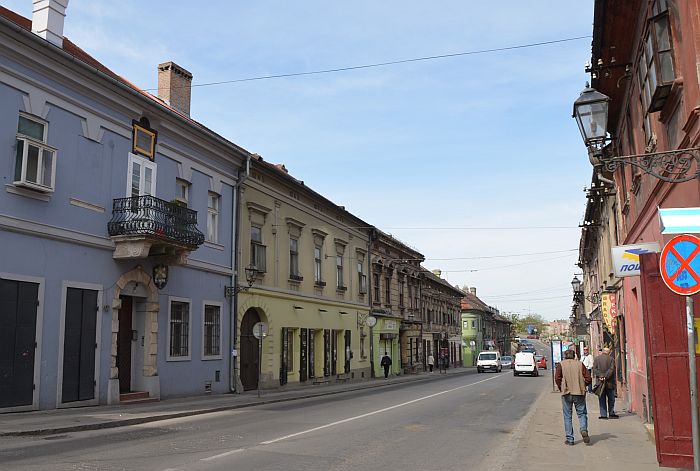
[259,374,505,445]
[200,448,245,461]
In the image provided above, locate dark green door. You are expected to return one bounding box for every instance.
[0,279,39,408]
[62,288,98,403]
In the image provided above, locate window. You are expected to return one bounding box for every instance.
[399,277,405,306]
[639,0,674,122]
[203,303,222,359]
[471,320,475,328]
[289,237,302,280]
[207,192,220,243]
[385,276,391,305]
[463,320,469,329]
[176,179,189,206]
[314,247,324,285]
[132,119,157,160]
[127,153,156,197]
[168,298,190,360]
[14,114,56,192]
[358,261,367,294]
[336,255,345,289]
[373,273,380,300]
[251,226,266,272]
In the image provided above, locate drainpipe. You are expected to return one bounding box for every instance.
[230,154,251,393]
[367,231,374,378]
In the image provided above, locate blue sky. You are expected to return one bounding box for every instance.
[5,1,595,321]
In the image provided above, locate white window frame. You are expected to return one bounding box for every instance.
[207,192,220,243]
[126,153,157,197]
[202,301,223,360]
[14,113,57,193]
[175,179,190,206]
[167,296,191,361]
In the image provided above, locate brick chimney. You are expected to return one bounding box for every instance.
[32,0,69,48]
[157,61,193,116]
[470,287,477,296]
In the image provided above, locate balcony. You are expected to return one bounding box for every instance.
[107,195,205,264]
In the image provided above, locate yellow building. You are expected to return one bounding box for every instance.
[235,157,371,391]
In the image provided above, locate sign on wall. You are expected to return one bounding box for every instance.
[601,293,617,332]
[611,242,661,277]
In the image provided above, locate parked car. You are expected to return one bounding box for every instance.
[514,352,539,377]
[501,355,514,369]
[534,355,547,369]
[476,351,502,373]
[519,344,536,354]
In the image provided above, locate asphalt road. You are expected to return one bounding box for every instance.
[0,365,549,471]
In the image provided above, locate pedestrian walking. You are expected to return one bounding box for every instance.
[427,353,435,373]
[555,348,592,446]
[581,347,594,393]
[593,347,618,419]
[380,352,392,379]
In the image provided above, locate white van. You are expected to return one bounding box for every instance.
[476,351,502,373]
[513,351,539,377]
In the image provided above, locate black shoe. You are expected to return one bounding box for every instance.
[609,413,619,419]
[565,440,574,446]
[581,431,590,444]
[599,416,608,419]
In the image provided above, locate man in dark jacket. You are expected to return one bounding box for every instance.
[380,352,392,379]
[593,347,618,419]
[555,348,592,445]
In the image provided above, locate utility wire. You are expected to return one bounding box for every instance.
[426,248,577,261]
[440,253,576,273]
[145,36,590,91]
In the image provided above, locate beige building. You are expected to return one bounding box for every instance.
[235,157,371,391]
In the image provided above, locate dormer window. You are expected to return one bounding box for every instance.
[132,118,157,160]
[14,114,56,192]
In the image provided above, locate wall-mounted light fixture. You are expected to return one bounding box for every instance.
[293,305,304,310]
[224,265,259,298]
[573,84,700,183]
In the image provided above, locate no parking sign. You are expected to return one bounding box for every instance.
[660,234,700,296]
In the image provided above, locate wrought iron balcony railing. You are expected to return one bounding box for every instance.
[108,195,205,249]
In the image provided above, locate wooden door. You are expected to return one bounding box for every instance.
[0,279,38,408]
[117,296,132,394]
[62,288,98,402]
[240,309,260,391]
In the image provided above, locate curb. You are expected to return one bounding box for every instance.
[1,369,474,437]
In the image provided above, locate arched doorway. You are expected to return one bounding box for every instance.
[240,308,261,391]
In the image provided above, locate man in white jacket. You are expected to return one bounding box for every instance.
[581,347,594,393]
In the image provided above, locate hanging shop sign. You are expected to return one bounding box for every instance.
[600,293,617,331]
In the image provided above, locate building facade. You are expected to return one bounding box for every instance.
[0,3,248,410]
[420,270,463,369]
[235,157,372,390]
[579,0,700,426]
[369,230,424,375]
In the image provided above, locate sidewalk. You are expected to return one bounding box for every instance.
[0,367,470,437]
[491,383,684,471]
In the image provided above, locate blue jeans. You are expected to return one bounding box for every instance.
[562,394,588,443]
[599,387,615,417]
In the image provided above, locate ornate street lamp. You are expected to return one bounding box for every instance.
[571,275,582,293]
[225,264,259,297]
[573,84,700,182]
[572,85,610,151]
